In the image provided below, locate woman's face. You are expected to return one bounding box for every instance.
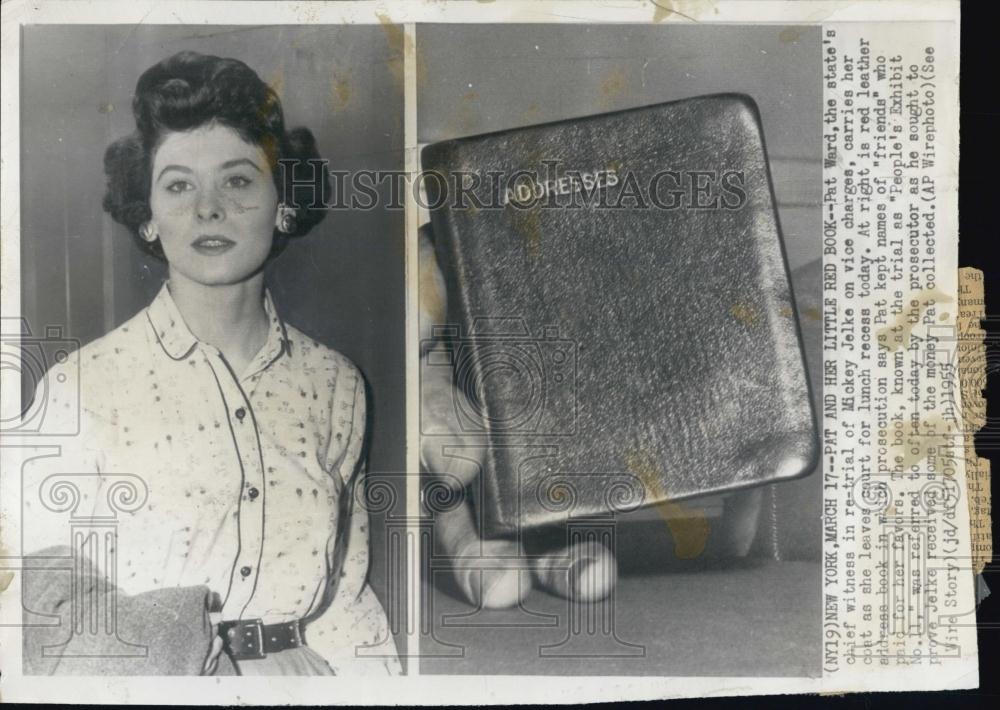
[148,123,279,287]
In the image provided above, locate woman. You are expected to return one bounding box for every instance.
[24,51,399,676]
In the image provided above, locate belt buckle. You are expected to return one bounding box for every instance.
[221,619,267,661]
[288,620,303,648]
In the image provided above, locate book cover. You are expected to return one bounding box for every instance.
[422,94,818,536]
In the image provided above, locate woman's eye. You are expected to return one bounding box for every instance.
[225,175,252,188]
[165,180,193,194]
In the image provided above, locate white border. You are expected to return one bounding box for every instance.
[403,21,420,676]
[0,0,964,26]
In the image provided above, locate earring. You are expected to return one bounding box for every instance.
[139,223,157,242]
[276,205,297,235]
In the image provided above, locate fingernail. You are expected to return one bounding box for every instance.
[456,539,527,609]
[458,567,481,606]
[569,543,617,602]
[462,567,524,609]
[444,455,478,489]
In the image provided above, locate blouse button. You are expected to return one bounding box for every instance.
[235,407,246,421]
[240,565,252,577]
[248,487,260,500]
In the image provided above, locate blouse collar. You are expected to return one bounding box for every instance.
[145,282,290,371]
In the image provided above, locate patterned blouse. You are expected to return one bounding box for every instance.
[23,283,400,675]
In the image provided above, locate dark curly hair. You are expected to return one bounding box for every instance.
[102,51,330,259]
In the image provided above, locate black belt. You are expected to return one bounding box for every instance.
[219,618,306,661]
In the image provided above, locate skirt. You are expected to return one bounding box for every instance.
[234,646,336,676]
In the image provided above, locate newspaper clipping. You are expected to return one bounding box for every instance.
[0,0,980,704]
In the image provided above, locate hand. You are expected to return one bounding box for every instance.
[418,225,617,608]
[201,610,224,675]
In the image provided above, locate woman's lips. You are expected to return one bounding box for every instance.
[191,235,236,255]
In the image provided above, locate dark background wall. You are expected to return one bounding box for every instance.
[417,24,819,274]
[20,24,407,658]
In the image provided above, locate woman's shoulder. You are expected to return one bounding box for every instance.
[56,310,150,373]
[281,323,365,384]
[32,310,151,425]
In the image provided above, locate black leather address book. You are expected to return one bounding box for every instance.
[422,94,818,537]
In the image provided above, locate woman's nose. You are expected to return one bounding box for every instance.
[195,188,225,221]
